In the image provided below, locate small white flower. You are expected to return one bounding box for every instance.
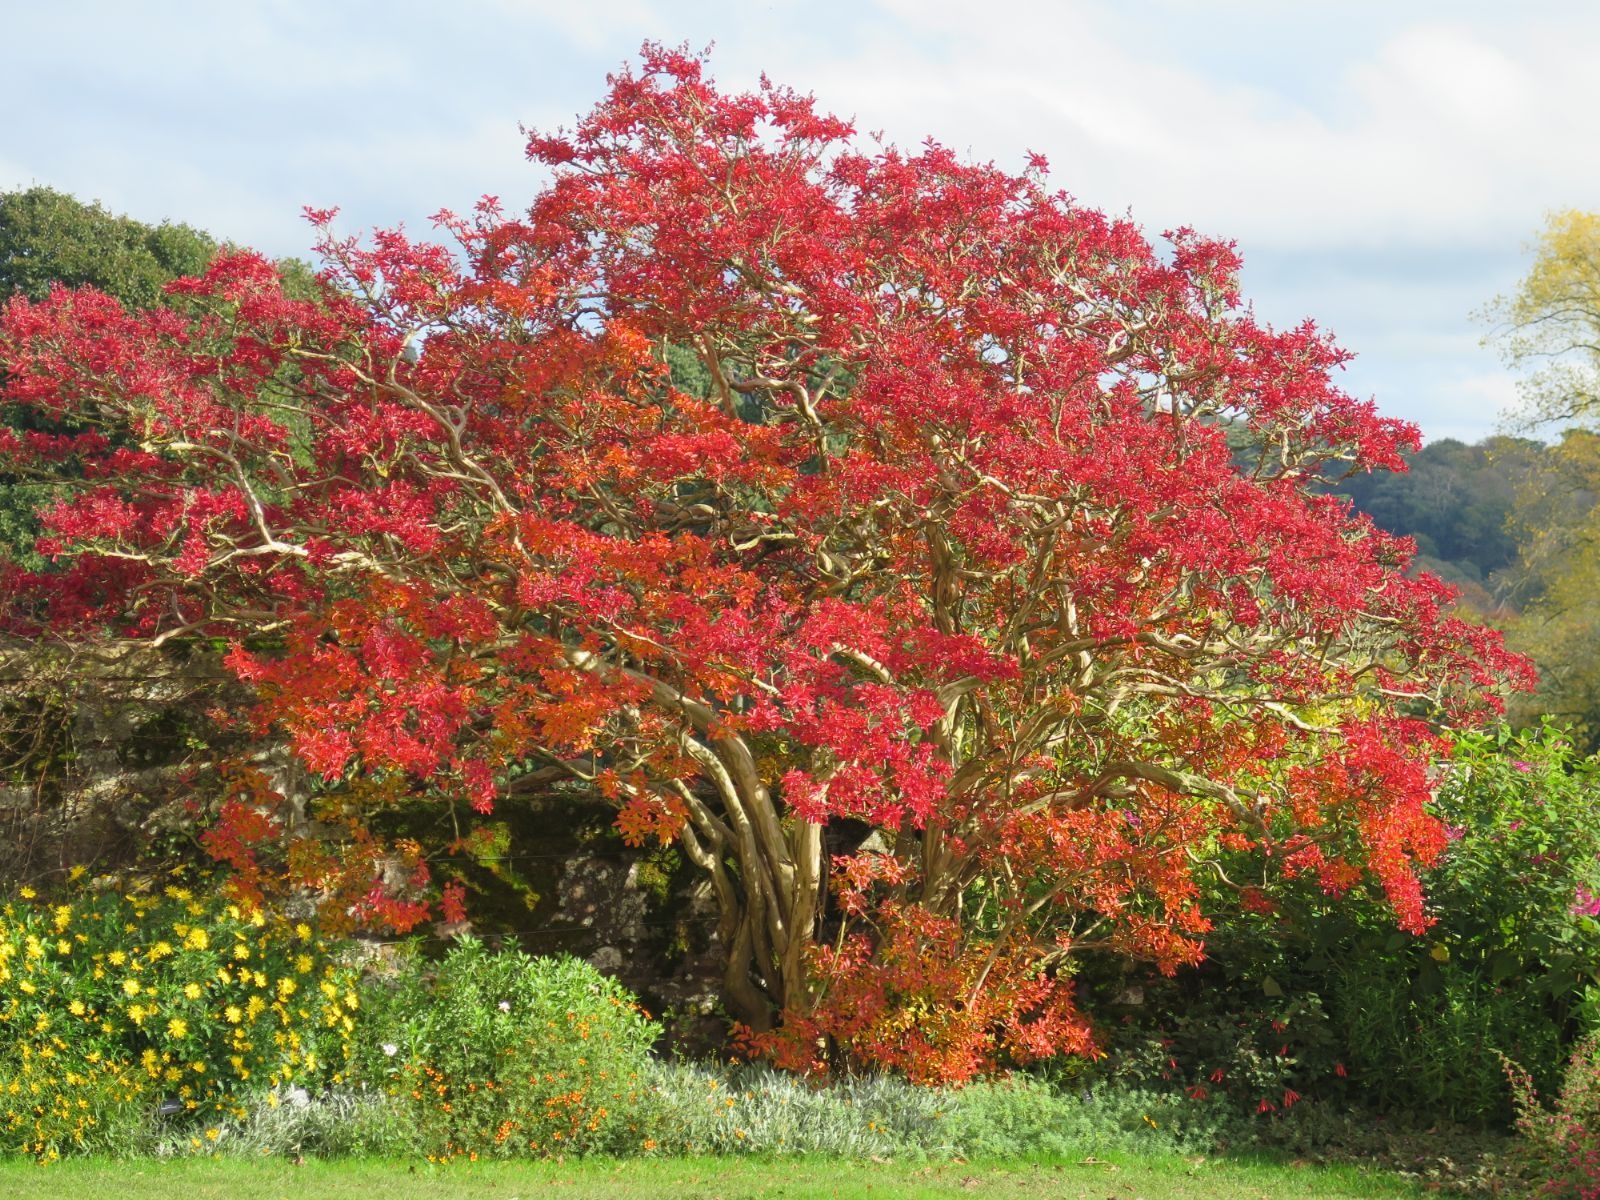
[381,1042,399,1057]
[497,1000,511,1013]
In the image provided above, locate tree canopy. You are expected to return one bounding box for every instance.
[1483,209,1600,748]
[0,47,1531,1080]
[0,187,220,308]
[0,186,317,308]
[1485,209,1600,430]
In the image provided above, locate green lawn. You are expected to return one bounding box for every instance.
[0,1155,1424,1199]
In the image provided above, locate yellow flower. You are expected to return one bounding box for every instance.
[18,980,35,994]
[294,923,312,942]
[224,1005,242,1024]
[56,939,71,955]
[68,1000,86,1017]
[67,866,86,882]
[18,887,35,900]
[277,978,296,997]
[295,954,313,974]
[122,979,141,996]
[204,1127,219,1141]
[108,951,126,967]
[232,943,250,961]
[168,1018,188,1039]
[184,929,209,951]
[183,983,202,1001]
[52,905,72,931]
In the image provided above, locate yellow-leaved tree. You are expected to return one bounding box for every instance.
[1485,211,1600,747]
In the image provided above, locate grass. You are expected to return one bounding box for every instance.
[0,1155,1426,1199]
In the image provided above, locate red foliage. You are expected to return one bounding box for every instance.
[0,45,1532,1080]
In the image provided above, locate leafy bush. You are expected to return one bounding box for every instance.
[0,880,356,1159]
[351,938,658,1159]
[1505,1035,1600,1197]
[1328,723,1600,1120]
[1089,990,1339,1116]
[1082,723,1600,1126]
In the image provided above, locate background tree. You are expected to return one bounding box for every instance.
[0,186,218,307]
[1498,429,1600,747]
[1484,210,1600,430]
[1483,210,1600,747]
[0,48,1530,1080]
[0,186,317,307]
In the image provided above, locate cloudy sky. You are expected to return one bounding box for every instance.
[7,1,1599,443]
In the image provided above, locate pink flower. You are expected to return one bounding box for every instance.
[1512,760,1534,773]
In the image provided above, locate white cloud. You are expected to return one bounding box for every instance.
[8,0,1600,439]
[483,0,661,52]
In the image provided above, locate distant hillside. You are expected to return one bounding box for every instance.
[1319,435,1545,619]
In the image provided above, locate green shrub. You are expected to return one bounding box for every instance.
[352,938,658,1160]
[1079,723,1600,1126]
[1327,723,1600,1121]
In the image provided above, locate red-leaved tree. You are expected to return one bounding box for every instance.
[0,47,1531,1080]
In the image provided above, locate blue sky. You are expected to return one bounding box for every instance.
[7,1,1600,443]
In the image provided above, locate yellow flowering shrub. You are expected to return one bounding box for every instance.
[0,881,357,1159]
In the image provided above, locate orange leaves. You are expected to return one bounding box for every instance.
[615,790,689,848]
[754,902,1098,1084]
[529,690,611,755]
